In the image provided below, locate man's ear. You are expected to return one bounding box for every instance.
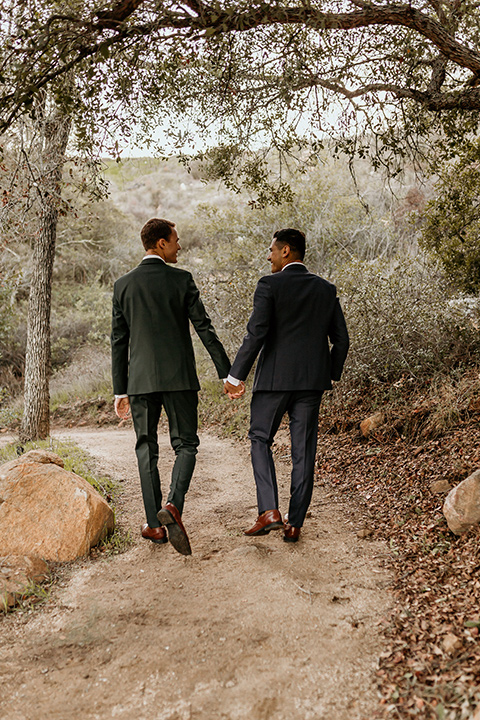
[281,244,291,257]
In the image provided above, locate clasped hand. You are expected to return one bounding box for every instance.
[223,380,246,400]
[114,396,131,419]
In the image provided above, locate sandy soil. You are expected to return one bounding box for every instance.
[0,427,391,720]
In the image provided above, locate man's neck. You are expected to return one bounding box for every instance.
[281,260,304,271]
[145,249,166,260]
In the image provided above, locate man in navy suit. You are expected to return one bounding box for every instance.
[224,229,349,542]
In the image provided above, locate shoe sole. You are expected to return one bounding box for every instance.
[157,508,192,556]
[283,535,299,543]
[245,522,284,536]
[143,536,168,545]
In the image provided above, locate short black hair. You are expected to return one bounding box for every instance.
[141,218,175,250]
[273,228,306,260]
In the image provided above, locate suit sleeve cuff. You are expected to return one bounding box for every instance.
[225,375,241,386]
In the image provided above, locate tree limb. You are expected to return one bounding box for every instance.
[294,74,480,110]
[3,0,480,133]
[86,3,480,77]
[179,0,208,17]
[427,54,447,94]
[95,0,146,27]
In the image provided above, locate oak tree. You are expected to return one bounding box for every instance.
[3,0,480,438]
[1,0,480,173]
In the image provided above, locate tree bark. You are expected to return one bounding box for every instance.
[19,107,71,443]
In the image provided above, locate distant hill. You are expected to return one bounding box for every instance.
[104,157,239,248]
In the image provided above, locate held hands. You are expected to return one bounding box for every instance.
[223,380,245,400]
[114,396,131,419]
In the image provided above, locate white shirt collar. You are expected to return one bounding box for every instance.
[281,262,305,271]
[142,255,165,262]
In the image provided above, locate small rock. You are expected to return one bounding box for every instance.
[430,480,452,495]
[442,632,462,654]
[0,555,50,611]
[357,528,374,538]
[360,412,384,437]
[443,468,480,534]
[15,449,64,468]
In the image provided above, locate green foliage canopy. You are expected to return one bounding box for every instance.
[2,0,480,189]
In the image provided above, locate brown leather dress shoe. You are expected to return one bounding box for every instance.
[283,524,301,543]
[244,509,283,536]
[141,524,168,544]
[157,502,192,556]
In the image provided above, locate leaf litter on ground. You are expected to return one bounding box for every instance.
[306,417,480,719]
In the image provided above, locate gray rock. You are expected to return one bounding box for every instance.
[443,469,480,535]
[430,480,452,494]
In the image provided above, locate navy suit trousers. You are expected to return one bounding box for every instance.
[248,390,323,528]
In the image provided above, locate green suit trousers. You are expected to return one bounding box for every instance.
[129,391,199,527]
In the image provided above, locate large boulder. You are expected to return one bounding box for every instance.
[443,469,480,535]
[0,449,114,561]
[0,554,50,611]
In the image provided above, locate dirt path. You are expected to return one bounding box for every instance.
[0,427,391,720]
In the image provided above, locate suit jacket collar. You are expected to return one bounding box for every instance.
[140,257,166,265]
[281,263,308,273]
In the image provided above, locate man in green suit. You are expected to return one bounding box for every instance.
[111,218,231,555]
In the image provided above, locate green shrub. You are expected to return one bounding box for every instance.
[420,144,480,294]
[192,234,266,359]
[50,282,112,369]
[0,272,23,399]
[198,378,250,438]
[336,256,480,388]
[50,350,112,409]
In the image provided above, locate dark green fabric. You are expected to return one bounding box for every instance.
[129,391,199,526]
[111,259,231,395]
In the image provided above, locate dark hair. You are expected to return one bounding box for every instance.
[140,218,175,250]
[273,228,306,260]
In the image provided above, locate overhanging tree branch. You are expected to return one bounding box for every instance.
[2,0,480,135]
[95,0,147,27]
[280,73,480,110]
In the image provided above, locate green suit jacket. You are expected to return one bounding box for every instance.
[111,258,231,395]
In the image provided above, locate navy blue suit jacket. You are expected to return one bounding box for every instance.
[229,264,349,392]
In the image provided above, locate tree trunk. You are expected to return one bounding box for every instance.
[20,107,71,443]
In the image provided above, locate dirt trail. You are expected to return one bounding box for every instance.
[0,427,391,720]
